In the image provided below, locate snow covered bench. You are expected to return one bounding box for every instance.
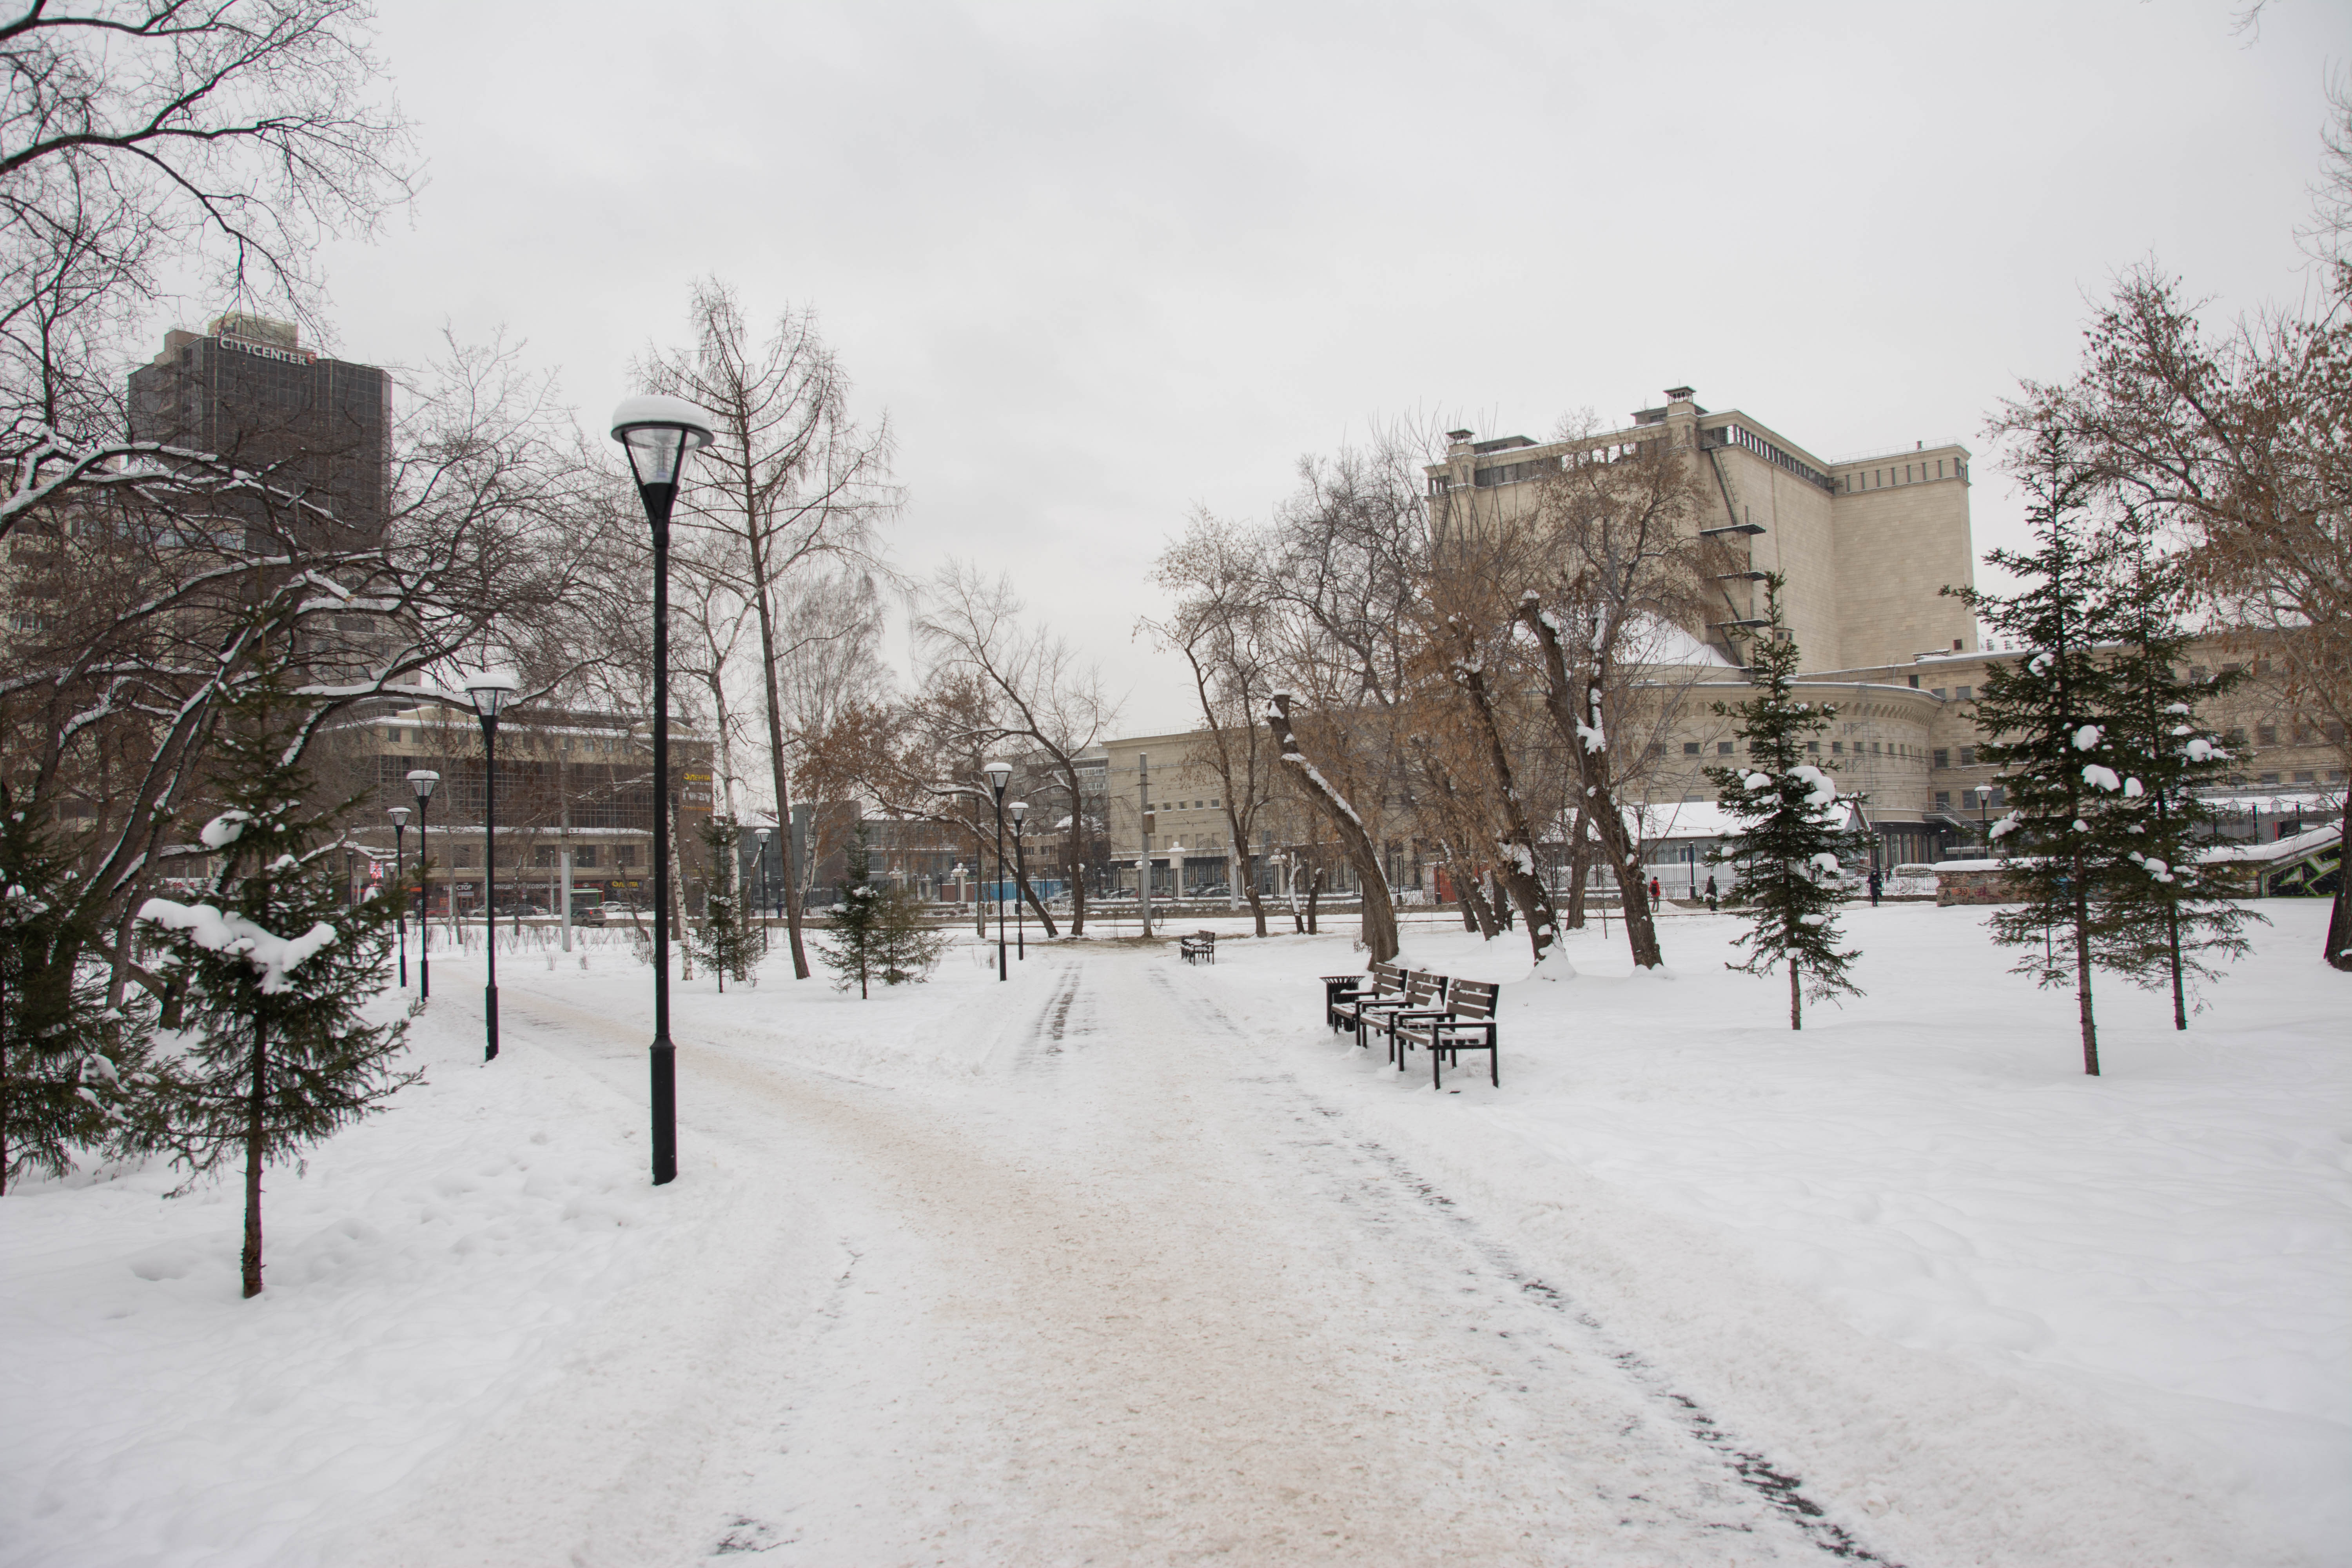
[1327,961,1404,1039]
[1179,929,1217,965]
[1394,980,1499,1089]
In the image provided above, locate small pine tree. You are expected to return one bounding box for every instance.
[133,679,416,1296]
[1948,433,2131,1076]
[820,824,946,997]
[1704,576,1867,1029]
[2092,511,2264,1026]
[692,815,758,990]
[0,787,154,1191]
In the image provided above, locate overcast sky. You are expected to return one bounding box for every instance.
[298,0,2345,737]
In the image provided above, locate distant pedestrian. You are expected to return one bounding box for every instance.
[1648,875,1662,906]
[1704,874,1719,913]
[1867,868,1883,907]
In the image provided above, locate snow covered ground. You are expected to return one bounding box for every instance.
[2,901,2343,1566]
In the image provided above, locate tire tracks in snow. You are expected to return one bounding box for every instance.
[1145,963,1895,1565]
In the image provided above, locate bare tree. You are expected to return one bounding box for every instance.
[915,562,1116,938]
[1,0,416,461]
[1516,430,1725,969]
[1147,511,1281,936]
[637,280,898,980]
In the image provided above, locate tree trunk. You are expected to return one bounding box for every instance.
[1268,696,1399,963]
[1453,858,1501,938]
[1016,864,1060,937]
[1519,606,1661,965]
[2073,851,2100,1075]
[2167,898,2187,1031]
[241,1014,267,1299]
[748,586,812,980]
[2327,808,2352,972]
[1456,659,1562,965]
[1305,865,1322,934]
[1063,760,1090,938]
[670,797,693,982]
[1789,956,1802,1031]
[1563,809,1593,930]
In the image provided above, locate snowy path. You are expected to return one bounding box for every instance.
[336,948,1873,1566]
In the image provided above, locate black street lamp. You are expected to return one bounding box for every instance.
[983,759,1012,981]
[465,671,518,1063]
[407,771,439,1000]
[388,806,410,988]
[754,826,771,954]
[1973,784,1992,848]
[613,395,715,1188]
[1009,798,1028,960]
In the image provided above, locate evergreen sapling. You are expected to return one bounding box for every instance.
[820,824,946,997]
[1704,576,1867,1029]
[0,787,154,1191]
[133,681,416,1296]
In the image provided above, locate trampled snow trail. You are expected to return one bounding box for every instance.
[339,947,1885,1566]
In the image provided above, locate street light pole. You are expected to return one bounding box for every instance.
[613,396,715,1188]
[388,807,409,988]
[754,826,771,955]
[407,771,439,1001]
[1009,799,1028,960]
[983,760,1012,981]
[465,672,517,1063]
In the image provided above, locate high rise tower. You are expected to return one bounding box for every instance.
[128,314,392,544]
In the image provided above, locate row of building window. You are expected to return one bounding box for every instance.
[1844,458,1957,492]
[443,843,641,869]
[1709,423,1836,492]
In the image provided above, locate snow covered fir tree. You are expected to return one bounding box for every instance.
[1704,575,1867,1030]
[692,814,759,990]
[0,786,152,1192]
[2090,510,2263,1027]
[1950,434,2139,1076]
[820,824,946,998]
[133,681,417,1298]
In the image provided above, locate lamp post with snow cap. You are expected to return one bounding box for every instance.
[1009,799,1029,960]
[612,395,715,1187]
[407,771,439,1000]
[754,827,771,951]
[983,760,1012,980]
[388,806,409,988]
[465,670,518,1062]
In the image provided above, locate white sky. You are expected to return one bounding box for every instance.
[299,0,2347,737]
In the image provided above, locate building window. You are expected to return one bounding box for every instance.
[1683,741,1701,755]
[1989,786,2006,807]
[1935,791,1951,809]
[1959,746,1976,767]
[616,845,638,867]
[1931,687,1946,699]
[2226,728,2247,747]
[1870,741,1881,755]
[1717,741,1734,755]
[1933,748,1950,769]
[1831,741,1844,754]
[575,845,599,867]
[1908,674,1920,688]
[2294,770,2315,783]
[454,846,475,867]
[2259,773,2280,785]
[1955,685,1973,701]
[533,846,555,868]
[1806,740,1820,754]
[2256,725,2278,747]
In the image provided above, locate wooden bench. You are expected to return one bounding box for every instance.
[1179,929,1218,965]
[1365,971,1449,1064]
[1395,980,1500,1089]
[1328,961,1404,1039]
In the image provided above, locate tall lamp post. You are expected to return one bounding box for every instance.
[982,760,1012,981]
[388,806,410,988]
[465,671,518,1062]
[613,395,715,1188]
[1973,784,1991,849]
[407,771,439,1000]
[1009,799,1028,960]
[754,826,771,953]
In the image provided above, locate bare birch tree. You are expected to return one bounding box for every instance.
[637,279,899,980]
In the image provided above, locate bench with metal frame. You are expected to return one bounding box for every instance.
[1179,929,1218,965]
[1394,979,1500,1088]
[1364,971,1449,1063]
[1328,961,1405,1038]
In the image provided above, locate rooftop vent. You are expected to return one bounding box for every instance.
[1664,385,1696,401]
